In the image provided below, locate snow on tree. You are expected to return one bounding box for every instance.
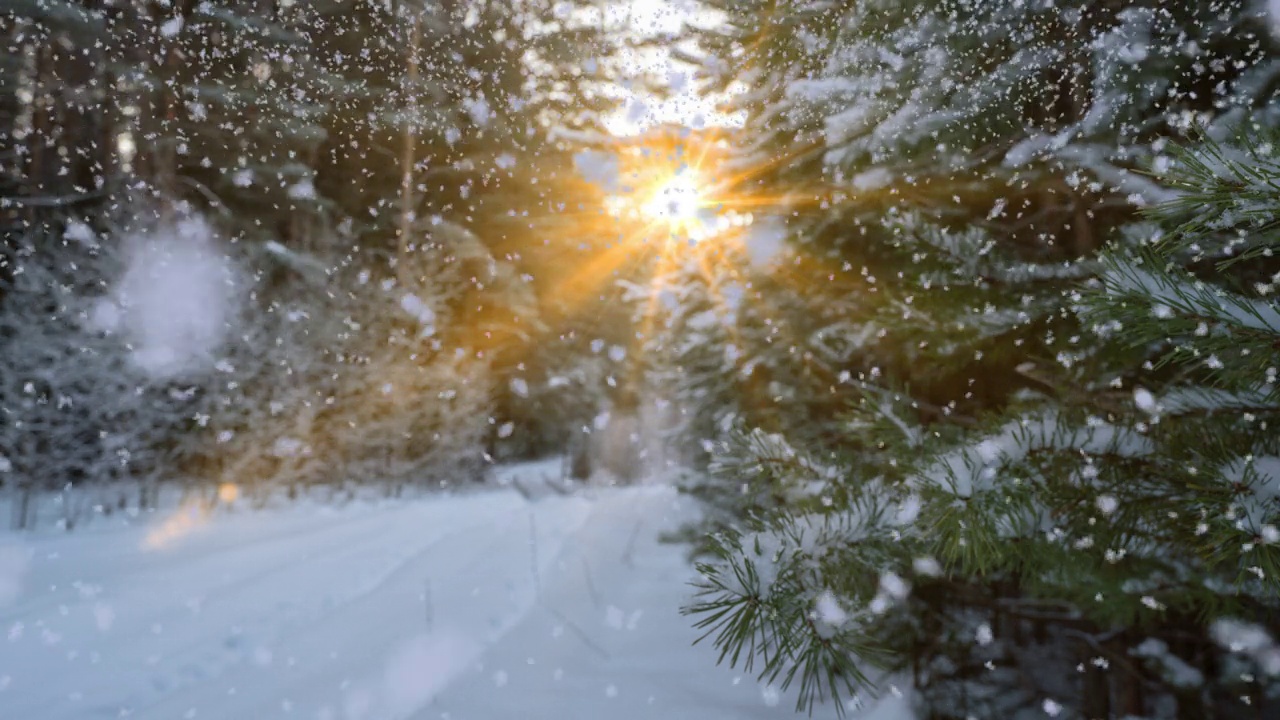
[688,119,1280,720]
[0,0,621,518]
[681,1,1280,716]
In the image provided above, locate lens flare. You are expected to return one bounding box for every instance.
[642,173,704,225]
[218,482,240,504]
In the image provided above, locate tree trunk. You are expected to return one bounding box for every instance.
[1071,202,1097,256]
[12,484,33,531]
[1079,640,1111,720]
[396,11,421,285]
[1119,665,1145,716]
[570,437,592,480]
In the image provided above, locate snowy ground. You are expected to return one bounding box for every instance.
[0,473,912,720]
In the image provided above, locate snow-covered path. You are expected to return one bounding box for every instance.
[0,484,910,720]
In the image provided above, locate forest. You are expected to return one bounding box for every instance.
[3,1,1280,718]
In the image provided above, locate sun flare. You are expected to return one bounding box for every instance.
[601,164,725,243]
[572,128,801,286]
[642,173,705,225]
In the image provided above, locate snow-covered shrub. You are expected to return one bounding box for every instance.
[0,212,239,527]
[192,237,494,502]
[0,207,500,525]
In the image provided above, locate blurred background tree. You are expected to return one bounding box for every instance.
[0,0,625,527]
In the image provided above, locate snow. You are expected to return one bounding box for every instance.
[287,178,317,200]
[1102,262,1280,334]
[464,96,491,127]
[975,624,993,646]
[159,17,183,38]
[911,557,940,577]
[573,150,621,192]
[88,297,122,332]
[921,412,1152,498]
[270,437,306,458]
[64,220,98,247]
[744,217,787,267]
[851,168,892,192]
[0,483,910,719]
[108,217,238,378]
[1133,387,1158,415]
[624,97,650,125]
[878,572,909,600]
[1211,618,1280,676]
[0,541,27,607]
[399,294,437,336]
[812,591,849,638]
[1224,455,1280,530]
[1131,638,1204,688]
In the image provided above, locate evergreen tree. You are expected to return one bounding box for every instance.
[682,0,1280,716]
[0,0,620,518]
[690,126,1280,720]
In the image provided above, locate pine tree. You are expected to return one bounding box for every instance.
[682,0,1280,716]
[0,0,620,515]
[689,125,1280,720]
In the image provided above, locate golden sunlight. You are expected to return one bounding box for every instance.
[641,172,705,226]
[600,162,725,243]
[218,482,240,504]
[144,496,212,549]
[553,126,813,312]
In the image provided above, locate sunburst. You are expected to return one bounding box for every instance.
[540,126,845,342]
[641,172,707,230]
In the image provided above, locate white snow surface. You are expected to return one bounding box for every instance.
[0,479,915,720]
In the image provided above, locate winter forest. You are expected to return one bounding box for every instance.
[2,0,1280,718]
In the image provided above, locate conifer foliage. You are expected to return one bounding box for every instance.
[0,1,613,526]
[689,126,1280,720]
[683,1,1280,717]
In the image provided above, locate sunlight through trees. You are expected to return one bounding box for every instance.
[3,0,1280,718]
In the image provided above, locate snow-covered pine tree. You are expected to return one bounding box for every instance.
[685,126,1280,720]
[1,0,619,513]
[699,0,1280,228]
[627,235,856,530]
[682,0,1280,716]
[679,0,1252,535]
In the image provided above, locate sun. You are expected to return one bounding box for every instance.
[642,173,704,225]
[584,129,771,253]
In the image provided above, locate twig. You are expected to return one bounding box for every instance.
[541,603,611,661]
[512,476,535,501]
[1061,627,1149,689]
[424,578,433,633]
[529,510,541,595]
[621,519,643,567]
[0,190,105,208]
[581,556,602,611]
[175,175,232,218]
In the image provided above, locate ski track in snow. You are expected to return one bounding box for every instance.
[0,484,912,720]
